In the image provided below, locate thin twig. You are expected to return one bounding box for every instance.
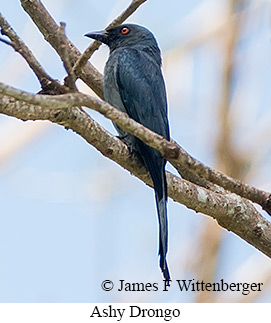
[0,36,12,46]
[72,0,147,77]
[59,22,77,91]
[0,12,68,94]
[0,81,270,215]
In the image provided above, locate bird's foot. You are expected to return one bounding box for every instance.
[117,134,136,154]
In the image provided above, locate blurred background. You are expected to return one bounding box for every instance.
[0,0,271,302]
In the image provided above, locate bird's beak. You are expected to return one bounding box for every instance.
[84,30,109,45]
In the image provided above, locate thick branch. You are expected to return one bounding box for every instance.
[1,93,271,260]
[1,81,270,215]
[170,148,271,215]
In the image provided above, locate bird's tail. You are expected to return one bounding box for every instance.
[155,170,170,282]
[136,141,170,282]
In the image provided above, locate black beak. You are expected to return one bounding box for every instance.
[84,30,109,45]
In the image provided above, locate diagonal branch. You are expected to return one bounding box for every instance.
[1,81,270,215]
[0,12,68,94]
[72,0,147,78]
[1,92,271,261]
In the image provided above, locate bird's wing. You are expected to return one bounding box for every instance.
[115,48,169,141]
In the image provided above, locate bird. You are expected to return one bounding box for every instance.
[85,24,170,282]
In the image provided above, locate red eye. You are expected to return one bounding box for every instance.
[121,27,130,35]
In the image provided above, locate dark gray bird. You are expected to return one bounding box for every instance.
[85,24,170,281]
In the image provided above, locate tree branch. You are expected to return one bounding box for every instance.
[59,22,78,91]
[1,92,271,260]
[72,0,147,79]
[0,12,68,94]
[1,80,270,216]
[170,147,271,215]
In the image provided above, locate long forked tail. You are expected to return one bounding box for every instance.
[155,181,170,282]
[136,140,170,282]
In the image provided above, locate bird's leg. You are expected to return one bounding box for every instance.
[116,134,136,154]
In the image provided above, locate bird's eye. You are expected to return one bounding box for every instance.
[121,27,130,35]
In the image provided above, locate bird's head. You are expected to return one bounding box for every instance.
[85,24,160,54]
